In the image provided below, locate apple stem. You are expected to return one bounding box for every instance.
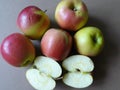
[44,10,47,13]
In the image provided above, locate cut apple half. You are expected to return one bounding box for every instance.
[33,56,62,78]
[62,55,94,88]
[26,69,56,90]
[62,55,94,72]
[26,56,62,90]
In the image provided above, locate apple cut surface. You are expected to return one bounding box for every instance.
[62,55,94,88]
[62,55,94,72]
[34,56,62,78]
[63,72,93,88]
[26,69,56,90]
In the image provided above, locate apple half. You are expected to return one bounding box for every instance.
[62,55,94,88]
[26,56,62,90]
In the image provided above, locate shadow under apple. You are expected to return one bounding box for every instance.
[86,16,119,86]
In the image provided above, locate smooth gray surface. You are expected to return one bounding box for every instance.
[0,0,120,90]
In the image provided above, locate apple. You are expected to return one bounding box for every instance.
[0,33,35,67]
[40,28,72,61]
[62,55,94,88]
[17,6,50,40]
[55,0,88,31]
[26,56,62,90]
[74,26,104,56]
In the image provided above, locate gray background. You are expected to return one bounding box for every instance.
[0,0,120,90]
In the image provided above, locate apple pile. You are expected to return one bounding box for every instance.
[0,0,104,89]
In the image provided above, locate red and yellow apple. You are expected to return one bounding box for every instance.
[55,0,88,31]
[17,6,50,40]
[0,33,35,67]
[40,28,72,61]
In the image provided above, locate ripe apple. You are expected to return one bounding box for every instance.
[0,33,35,67]
[55,0,88,31]
[26,56,62,90]
[17,6,50,40]
[62,55,94,88]
[74,26,104,56]
[40,28,72,61]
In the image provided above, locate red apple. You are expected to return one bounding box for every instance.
[55,0,88,31]
[17,6,50,40]
[40,28,72,61]
[0,33,35,67]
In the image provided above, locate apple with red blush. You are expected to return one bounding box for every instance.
[17,6,50,40]
[40,28,72,61]
[55,0,88,31]
[0,33,35,67]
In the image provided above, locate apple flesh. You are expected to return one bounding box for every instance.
[40,28,72,61]
[63,72,93,88]
[62,55,94,88]
[74,26,104,56]
[55,0,88,31]
[0,33,35,67]
[17,6,50,40]
[33,56,62,78]
[26,56,62,90]
[26,69,56,90]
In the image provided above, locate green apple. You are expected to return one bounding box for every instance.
[26,56,62,90]
[55,0,88,31]
[62,55,94,88]
[74,26,104,56]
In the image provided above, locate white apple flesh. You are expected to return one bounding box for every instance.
[63,72,93,88]
[34,56,62,78]
[62,55,94,88]
[26,56,62,90]
[26,69,56,90]
[62,55,94,72]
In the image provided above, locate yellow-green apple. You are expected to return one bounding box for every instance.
[17,6,50,40]
[74,26,104,56]
[40,28,72,61]
[0,33,35,67]
[62,55,94,88]
[26,56,62,90]
[55,0,88,31]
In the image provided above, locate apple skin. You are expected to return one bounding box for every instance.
[74,26,104,56]
[0,33,35,67]
[55,0,88,31]
[17,6,50,40]
[40,28,72,61]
